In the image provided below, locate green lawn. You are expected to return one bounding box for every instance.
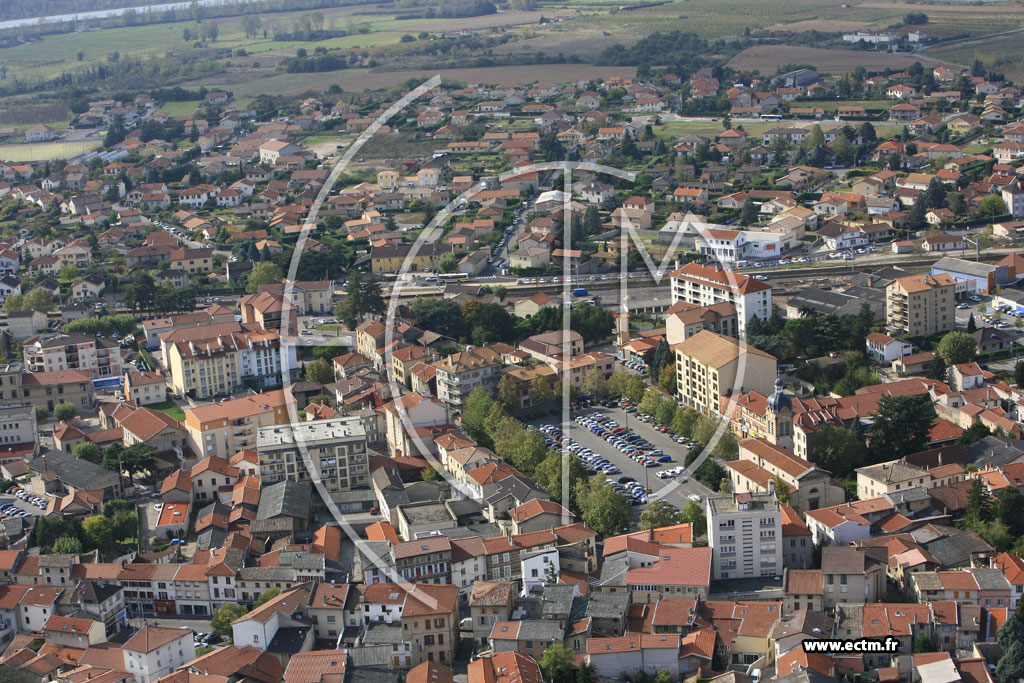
[148,400,186,422]
[158,100,201,116]
[0,139,101,162]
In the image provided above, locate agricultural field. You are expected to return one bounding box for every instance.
[0,139,101,162]
[201,63,637,97]
[727,44,960,75]
[925,30,1024,82]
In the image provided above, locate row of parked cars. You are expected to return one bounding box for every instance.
[537,423,649,505]
[0,504,36,519]
[10,487,47,509]
[194,632,223,646]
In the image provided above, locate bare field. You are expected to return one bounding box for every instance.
[371,10,549,32]
[490,29,630,58]
[769,19,875,32]
[198,64,637,97]
[857,0,1024,15]
[727,45,958,74]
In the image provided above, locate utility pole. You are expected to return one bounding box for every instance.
[964,235,981,262]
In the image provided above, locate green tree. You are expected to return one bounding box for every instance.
[305,358,333,385]
[246,262,283,294]
[1016,360,1024,389]
[998,609,1024,645]
[117,443,157,477]
[679,499,707,537]
[573,480,631,538]
[958,422,991,446]
[965,476,992,527]
[655,399,677,426]
[52,535,83,554]
[649,338,673,382]
[335,270,385,328]
[422,465,443,481]
[254,587,282,607]
[54,402,77,422]
[912,633,936,653]
[582,367,609,398]
[529,375,554,408]
[809,424,867,479]
[462,388,495,444]
[438,252,459,274]
[35,404,49,422]
[411,298,465,338]
[73,442,102,464]
[496,375,519,413]
[570,304,615,343]
[672,408,699,438]
[869,395,935,462]
[625,375,645,403]
[539,645,575,683]
[805,124,825,149]
[740,196,758,225]
[980,193,1006,217]
[639,499,682,530]
[533,451,586,509]
[928,353,947,383]
[996,640,1024,682]
[937,330,977,365]
[638,387,663,416]
[82,515,113,552]
[124,272,156,312]
[211,603,248,637]
[608,368,631,398]
[772,476,792,504]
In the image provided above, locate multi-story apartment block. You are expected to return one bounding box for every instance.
[434,347,503,410]
[166,328,294,399]
[256,417,369,493]
[184,389,293,458]
[673,330,777,415]
[23,333,123,378]
[669,262,771,333]
[886,273,956,337]
[706,491,782,580]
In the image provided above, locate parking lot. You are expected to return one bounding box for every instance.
[528,404,714,514]
[0,488,48,519]
[955,294,1024,334]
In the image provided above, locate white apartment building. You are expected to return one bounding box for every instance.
[670,262,772,333]
[256,417,369,492]
[706,491,782,580]
[122,626,196,683]
[434,346,503,410]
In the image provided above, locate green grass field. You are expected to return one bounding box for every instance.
[148,400,186,421]
[0,139,100,161]
[157,100,201,116]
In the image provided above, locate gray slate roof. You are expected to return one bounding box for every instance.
[257,480,312,520]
